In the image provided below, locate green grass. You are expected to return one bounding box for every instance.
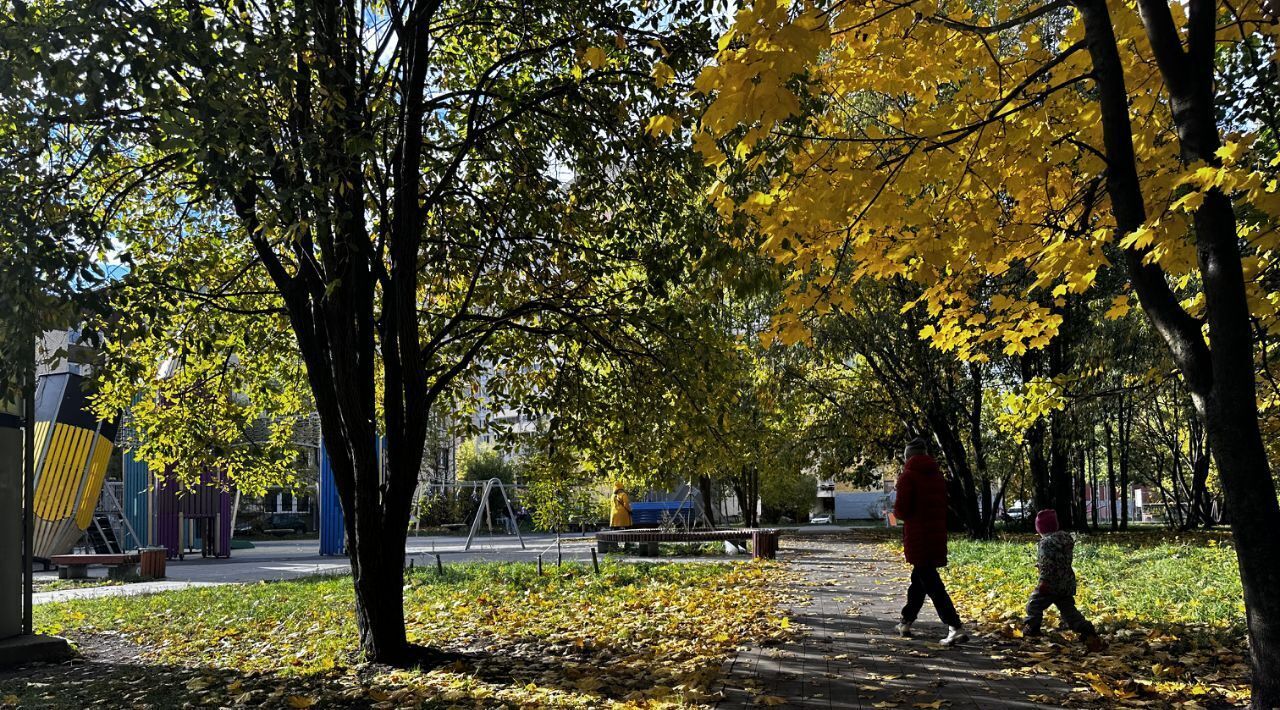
[940,530,1244,635]
[32,577,125,594]
[20,560,790,708]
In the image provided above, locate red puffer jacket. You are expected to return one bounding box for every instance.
[893,454,948,567]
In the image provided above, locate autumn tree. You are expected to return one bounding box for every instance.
[14,0,720,664]
[697,0,1280,701]
[0,3,122,391]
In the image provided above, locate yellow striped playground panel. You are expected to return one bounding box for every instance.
[75,438,115,530]
[33,424,113,558]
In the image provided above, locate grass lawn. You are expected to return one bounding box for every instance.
[926,530,1250,706]
[32,577,125,594]
[2,560,791,708]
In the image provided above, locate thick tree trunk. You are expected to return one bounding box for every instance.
[350,527,408,660]
[1076,0,1280,700]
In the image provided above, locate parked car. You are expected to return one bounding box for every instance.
[265,512,308,536]
[810,514,834,525]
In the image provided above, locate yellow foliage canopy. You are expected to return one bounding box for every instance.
[696,0,1280,360]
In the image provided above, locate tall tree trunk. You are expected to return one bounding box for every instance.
[1027,421,1052,514]
[1185,424,1212,529]
[928,414,983,538]
[1090,435,1099,531]
[1106,419,1118,530]
[969,362,996,537]
[1021,355,1053,516]
[735,465,760,528]
[1075,0,1280,699]
[1049,411,1075,528]
[1076,445,1087,531]
[1120,396,1131,529]
[699,475,717,527]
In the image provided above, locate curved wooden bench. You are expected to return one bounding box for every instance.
[596,528,782,559]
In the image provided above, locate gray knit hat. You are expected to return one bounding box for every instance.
[904,437,928,460]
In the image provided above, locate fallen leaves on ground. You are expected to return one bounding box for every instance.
[911,531,1250,707]
[14,560,793,708]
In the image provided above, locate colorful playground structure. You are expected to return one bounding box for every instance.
[122,452,235,560]
[29,373,119,562]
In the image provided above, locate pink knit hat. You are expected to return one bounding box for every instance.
[1035,509,1060,534]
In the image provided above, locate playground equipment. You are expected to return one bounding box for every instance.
[29,373,119,562]
[634,482,715,531]
[317,437,388,556]
[317,442,345,556]
[121,450,235,560]
[631,501,698,528]
[463,478,525,551]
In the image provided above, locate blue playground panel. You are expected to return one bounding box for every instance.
[318,437,385,556]
[122,450,149,550]
[630,501,696,526]
[318,444,345,556]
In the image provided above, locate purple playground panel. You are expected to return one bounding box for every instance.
[153,468,234,560]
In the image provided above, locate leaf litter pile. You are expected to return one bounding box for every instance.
[934,531,1249,708]
[3,561,794,708]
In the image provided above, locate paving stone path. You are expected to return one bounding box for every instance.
[718,535,1083,709]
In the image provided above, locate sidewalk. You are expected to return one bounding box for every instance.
[718,537,1084,709]
[33,581,224,605]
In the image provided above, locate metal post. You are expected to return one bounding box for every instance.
[0,400,24,641]
[21,362,34,635]
[435,554,443,576]
[497,480,525,550]
[463,478,494,551]
[556,534,562,568]
[591,548,599,575]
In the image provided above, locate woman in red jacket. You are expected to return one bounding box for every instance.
[893,437,968,646]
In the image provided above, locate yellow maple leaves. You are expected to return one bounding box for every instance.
[579,46,608,70]
[650,60,674,89]
[645,114,679,138]
[694,0,1280,359]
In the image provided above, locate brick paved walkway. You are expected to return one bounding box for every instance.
[718,536,1082,709]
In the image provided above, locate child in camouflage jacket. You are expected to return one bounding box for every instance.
[1023,509,1103,651]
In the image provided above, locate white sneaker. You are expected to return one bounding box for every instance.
[895,621,913,638]
[940,626,969,646]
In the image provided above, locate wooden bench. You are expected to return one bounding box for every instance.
[596,528,782,559]
[50,553,141,580]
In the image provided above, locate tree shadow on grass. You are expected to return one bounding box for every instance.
[0,629,741,709]
[0,632,469,708]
